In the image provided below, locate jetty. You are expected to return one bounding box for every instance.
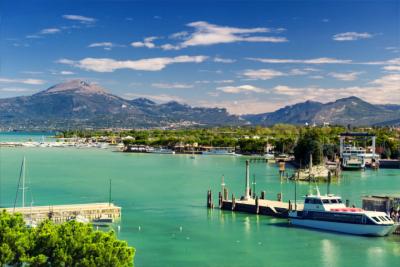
[5,203,121,224]
[207,160,303,218]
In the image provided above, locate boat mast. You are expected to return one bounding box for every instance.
[109,179,112,206]
[22,157,26,208]
[13,157,27,211]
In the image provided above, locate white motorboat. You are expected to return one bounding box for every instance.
[149,148,175,154]
[202,148,235,156]
[289,189,395,236]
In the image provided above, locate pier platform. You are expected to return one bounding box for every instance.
[5,202,121,224]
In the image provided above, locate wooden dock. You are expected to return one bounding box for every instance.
[5,202,121,224]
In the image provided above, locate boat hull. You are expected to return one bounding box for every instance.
[289,218,394,236]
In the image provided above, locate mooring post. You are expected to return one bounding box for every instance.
[288,200,292,211]
[327,171,331,195]
[244,160,251,200]
[218,192,222,208]
[255,196,259,214]
[232,194,236,211]
[223,187,228,201]
[346,199,350,207]
[207,190,213,208]
[261,190,266,200]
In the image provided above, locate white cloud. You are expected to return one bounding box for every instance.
[151,82,193,89]
[169,31,189,39]
[333,32,373,41]
[88,42,124,50]
[329,72,362,81]
[214,57,236,63]
[57,55,208,72]
[26,35,42,39]
[242,69,285,80]
[247,57,353,64]
[217,84,267,94]
[62,14,96,23]
[0,87,33,92]
[123,93,184,103]
[383,65,400,72]
[272,74,400,104]
[40,28,61,34]
[161,21,287,50]
[214,80,234,84]
[60,71,75,75]
[0,78,46,85]
[131,37,158,48]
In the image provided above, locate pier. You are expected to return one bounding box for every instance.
[207,160,303,218]
[5,202,121,224]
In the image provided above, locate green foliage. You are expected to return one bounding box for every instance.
[58,125,400,158]
[0,210,135,267]
[294,129,323,166]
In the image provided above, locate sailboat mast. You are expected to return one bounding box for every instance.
[22,157,26,208]
[109,179,112,206]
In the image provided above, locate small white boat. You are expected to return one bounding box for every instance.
[69,215,90,224]
[149,148,175,154]
[92,216,114,227]
[289,189,395,236]
[202,148,235,156]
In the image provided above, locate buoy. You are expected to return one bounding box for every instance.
[117,225,121,232]
[179,226,183,232]
[138,226,141,231]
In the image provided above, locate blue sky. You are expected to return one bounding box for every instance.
[1,0,399,114]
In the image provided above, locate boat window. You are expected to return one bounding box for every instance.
[330,199,338,204]
[337,199,342,203]
[372,216,380,222]
[305,198,311,204]
[379,216,387,221]
[322,199,330,204]
[314,199,323,205]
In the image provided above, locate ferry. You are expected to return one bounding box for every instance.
[341,146,366,170]
[289,190,395,236]
[202,148,236,156]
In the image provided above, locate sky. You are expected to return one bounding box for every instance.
[1,0,399,114]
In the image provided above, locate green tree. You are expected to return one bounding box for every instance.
[0,211,135,267]
[294,130,323,166]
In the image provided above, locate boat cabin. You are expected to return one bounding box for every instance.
[304,194,346,211]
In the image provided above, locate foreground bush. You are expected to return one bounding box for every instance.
[0,210,135,266]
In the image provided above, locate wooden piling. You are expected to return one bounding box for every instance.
[255,196,259,214]
[223,188,228,201]
[261,191,266,200]
[232,194,236,211]
[207,190,213,208]
[218,192,223,208]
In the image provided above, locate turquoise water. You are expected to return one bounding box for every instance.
[0,136,399,266]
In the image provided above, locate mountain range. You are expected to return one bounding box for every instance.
[0,80,399,129]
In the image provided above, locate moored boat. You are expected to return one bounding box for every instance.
[289,190,395,236]
[202,148,235,156]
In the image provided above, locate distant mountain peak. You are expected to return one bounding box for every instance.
[40,79,107,95]
[129,98,156,106]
